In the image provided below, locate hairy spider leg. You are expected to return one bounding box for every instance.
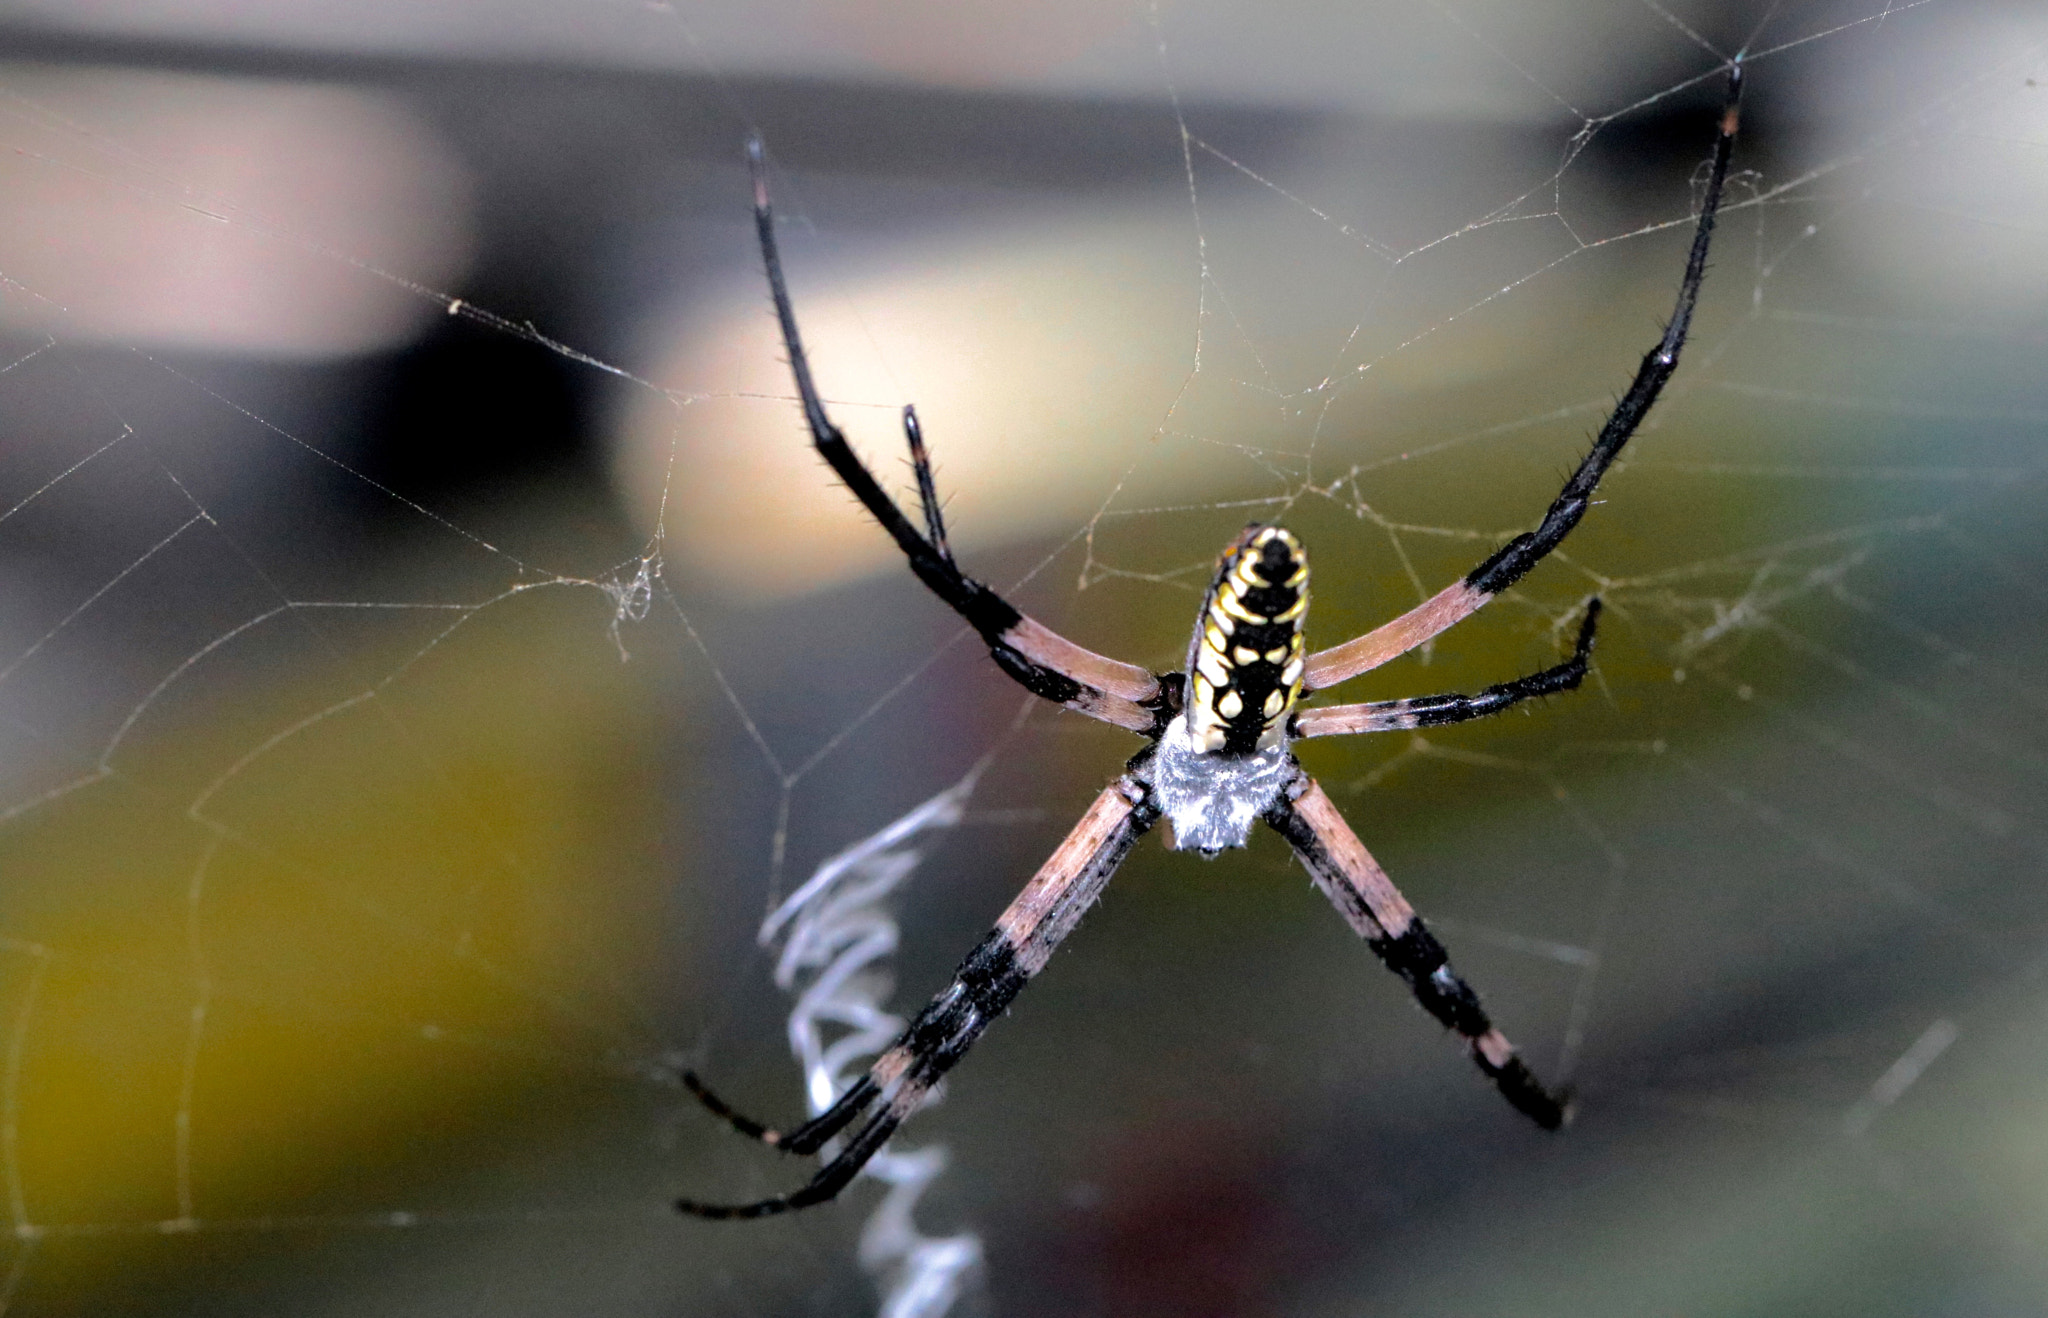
[1302,62,1742,692]
[746,140,1166,734]
[1293,599,1602,739]
[1264,776,1571,1129]
[900,405,951,558]
[678,782,1159,1219]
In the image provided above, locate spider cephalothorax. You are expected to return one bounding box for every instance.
[677,62,1744,1220]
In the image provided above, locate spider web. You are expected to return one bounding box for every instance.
[0,2,2043,1314]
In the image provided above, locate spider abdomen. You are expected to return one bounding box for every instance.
[1184,526,1309,755]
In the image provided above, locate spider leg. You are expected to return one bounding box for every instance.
[1292,600,1600,739]
[678,780,1158,1219]
[746,141,1166,734]
[676,1067,879,1153]
[1264,775,1570,1129]
[901,405,951,558]
[1304,62,1742,693]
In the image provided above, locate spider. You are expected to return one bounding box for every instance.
[677,63,1742,1220]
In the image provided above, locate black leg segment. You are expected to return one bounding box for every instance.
[1467,64,1741,598]
[744,139,1165,731]
[677,783,1155,1218]
[1264,778,1571,1131]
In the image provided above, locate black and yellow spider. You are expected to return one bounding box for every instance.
[678,64,1742,1220]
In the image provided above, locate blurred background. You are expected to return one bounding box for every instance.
[0,0,2043,1314]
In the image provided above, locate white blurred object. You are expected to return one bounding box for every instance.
[1800,7,2048,316]
[617,206,1204,599]
[0,65,475,357]
[761,770,987,1318]
[615,185,1596,599]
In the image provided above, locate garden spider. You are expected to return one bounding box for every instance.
[678,64,1742,1220]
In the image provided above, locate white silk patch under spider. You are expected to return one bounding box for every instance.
[759,771,986,1318]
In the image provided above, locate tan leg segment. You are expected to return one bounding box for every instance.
[1265,774,1569,1130]
[1302,580,1490,692]
[996,779,1149,974]
[1282,778,1417,938]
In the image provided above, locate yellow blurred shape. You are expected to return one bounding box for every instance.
[0,587,667,1293]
